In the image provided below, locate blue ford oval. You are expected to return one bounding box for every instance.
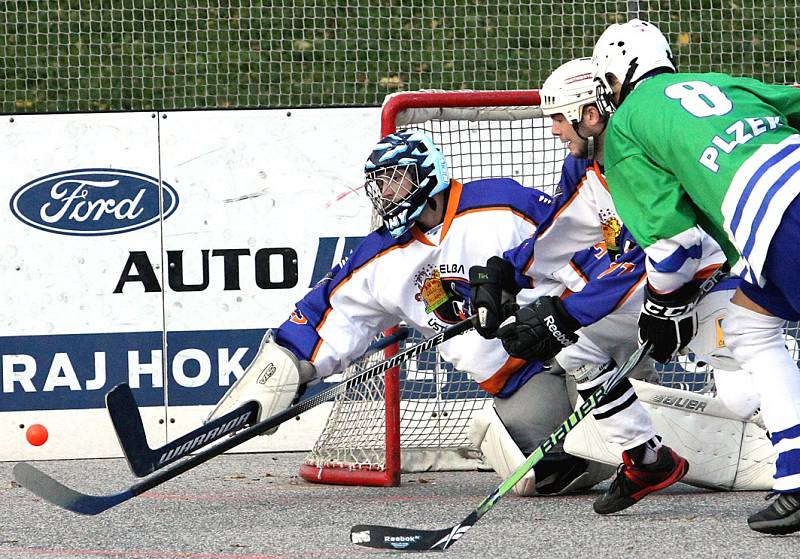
[10,168,179,236]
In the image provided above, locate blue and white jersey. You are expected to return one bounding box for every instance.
[274,178,553,397]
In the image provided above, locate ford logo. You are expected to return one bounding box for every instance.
[9,168,179,236]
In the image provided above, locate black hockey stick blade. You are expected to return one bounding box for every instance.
[107,326,411,477]
[15,322,464,515]
[351,511,478,551]
[13,462,133,515]
[348,342,648,551]
[106,384,259,477]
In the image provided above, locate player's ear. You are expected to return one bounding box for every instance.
[584,104,603,126]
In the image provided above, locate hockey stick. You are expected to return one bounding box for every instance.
[108,327,411,477]
[106,387,257,478]
[350,265,729,551]
[13,318,473,515]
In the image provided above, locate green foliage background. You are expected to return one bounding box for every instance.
[1,0,798,113]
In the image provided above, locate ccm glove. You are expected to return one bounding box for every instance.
[469,256,521,338]
[638,281,699,363]
[496,296,580,362]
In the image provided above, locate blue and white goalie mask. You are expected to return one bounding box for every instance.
[364,130,449,238]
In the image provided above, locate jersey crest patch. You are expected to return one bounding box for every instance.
[414,266,470,324]
[414,265,450,313]
[599,209,622,259]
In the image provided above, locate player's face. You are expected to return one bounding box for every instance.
[373,165,418,211]
[550,114,588,158]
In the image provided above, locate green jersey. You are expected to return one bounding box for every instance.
[604,72,800,289]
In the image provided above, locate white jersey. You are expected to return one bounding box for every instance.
[527,159,628,292]
[274,178,553,396]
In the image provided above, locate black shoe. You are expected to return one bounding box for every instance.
[535,456,589,495]
[748,491,800,535]
[593,445,689,515]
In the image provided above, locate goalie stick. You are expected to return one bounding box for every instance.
[108,327,411,477]
[13,319,472,515]
[350,265,729,552]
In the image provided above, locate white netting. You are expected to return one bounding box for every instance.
[419,115,562,192]
[306,327,800,475]
[2,1,798,113]
[304,99,560,474]
[304,329,487,474]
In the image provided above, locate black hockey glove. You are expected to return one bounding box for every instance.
[469,256,521,338]
[496,296,581,362]
[638,281,699,363]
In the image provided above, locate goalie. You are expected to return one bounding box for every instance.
[470,57,772,513]
[209,129,617,495]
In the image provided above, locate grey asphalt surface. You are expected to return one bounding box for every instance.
[0,453,798,559]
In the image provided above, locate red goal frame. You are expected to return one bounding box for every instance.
[299,90,542,487]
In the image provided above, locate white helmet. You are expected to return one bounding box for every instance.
[591,19,675,115]
[540,57,596,126]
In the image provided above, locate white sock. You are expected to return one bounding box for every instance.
[638,437,663,465]
[574,365,656,448]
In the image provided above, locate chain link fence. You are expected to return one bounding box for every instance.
[1,0,798,113]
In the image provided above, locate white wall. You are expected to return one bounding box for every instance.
[0,107,381,460]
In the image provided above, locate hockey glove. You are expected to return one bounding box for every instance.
[638,281,699,363]
[469,256,522,338]
[496,296,580,362]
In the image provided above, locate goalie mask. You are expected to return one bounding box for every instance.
[540,58,602,159]
[591,19,676,116]
[364,130,450,238]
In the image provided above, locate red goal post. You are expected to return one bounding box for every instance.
[299,89,562,487]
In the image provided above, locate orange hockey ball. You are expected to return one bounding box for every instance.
[26,423,49,446]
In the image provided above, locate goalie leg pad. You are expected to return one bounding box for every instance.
[468,406,538,496]
[565,379,775,490]
[207,334,302,433]
[468,405,609,496]
[689,289,761,418]
[712,367,761,420]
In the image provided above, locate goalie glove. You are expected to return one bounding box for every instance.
[638,281,699,363]
[468,256,521,338]
[496,296,580,362]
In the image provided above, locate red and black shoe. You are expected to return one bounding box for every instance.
[593,444,689,515]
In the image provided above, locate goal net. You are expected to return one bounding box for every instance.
[300,89,749,486]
